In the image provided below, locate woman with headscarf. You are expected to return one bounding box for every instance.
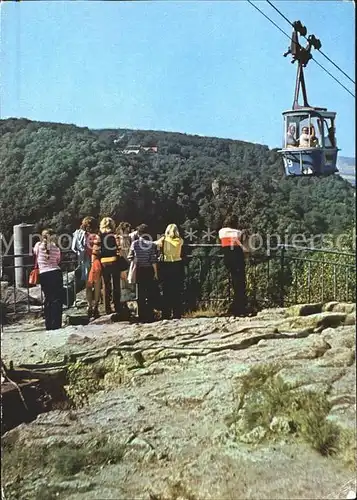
[33,229,63,330]
[155,223,184,320]
[92,217,123,315]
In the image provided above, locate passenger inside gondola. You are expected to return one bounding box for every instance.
[298,125,319,147]
[286,124,298,147]
[298,126,310,147]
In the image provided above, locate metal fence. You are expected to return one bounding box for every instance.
[0,244,355,330]
[277,244,356,307]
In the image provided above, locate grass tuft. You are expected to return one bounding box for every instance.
[230,362,352,461]
[184,307,221,318]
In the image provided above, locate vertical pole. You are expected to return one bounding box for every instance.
[0,233,3,280]
[299,66,310,108]
[26,267,30,313]
[66,270,69,309]
[0,276,3,334]
[293,64,302,110]
[333,264,337,300]
[266,248,270,304]
[293,64,311,110]
[13,223,35,288]
[279,246,285,307]
[0,233,3,332]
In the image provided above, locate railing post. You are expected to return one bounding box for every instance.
[13,223,35,288]
[345,267,348,302]
[333,264,337,300]
[279,245,285,307]
[0,276,3,333]
[266,248,270,303]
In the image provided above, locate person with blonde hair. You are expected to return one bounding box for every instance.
[92,217,126,316]
[33,229,63,330]
[155,223,184,320]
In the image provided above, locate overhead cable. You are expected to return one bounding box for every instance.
[246,0,355,98]
[266,0,355,85]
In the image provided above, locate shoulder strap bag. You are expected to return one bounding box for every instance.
[29,251,40,286]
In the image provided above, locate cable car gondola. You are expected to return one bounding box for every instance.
[279,21,339,176]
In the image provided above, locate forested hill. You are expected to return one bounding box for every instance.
[0,117,355,243]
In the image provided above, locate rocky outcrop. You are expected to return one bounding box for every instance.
[1,303,356,500]
[0,282,43,322]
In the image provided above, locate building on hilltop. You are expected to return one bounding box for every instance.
[119,144,158,155]
[121,145,141,155]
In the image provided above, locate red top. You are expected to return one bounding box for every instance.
[218,227,242,248]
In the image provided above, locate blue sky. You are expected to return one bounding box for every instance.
[1,0,355,156]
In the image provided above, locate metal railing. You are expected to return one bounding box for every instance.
[277,244,356,307]
[0,244,355,330]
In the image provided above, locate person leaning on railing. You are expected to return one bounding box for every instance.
[33,229,64,330]
[218,215,249,317]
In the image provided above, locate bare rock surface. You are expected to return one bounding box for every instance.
[1,303,356,499]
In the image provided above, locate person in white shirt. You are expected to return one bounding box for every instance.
[299,126,319,148]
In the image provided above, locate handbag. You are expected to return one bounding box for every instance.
[29,254,39,286]
[127,259,137,284]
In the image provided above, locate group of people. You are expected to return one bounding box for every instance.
[33,218,186,329]
[32,214,249,331]
[286,124,336,149]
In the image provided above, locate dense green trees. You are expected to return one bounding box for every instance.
[1,118,355,310]
[0,117,355,245]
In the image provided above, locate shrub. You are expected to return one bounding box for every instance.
[230,363,347,459]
